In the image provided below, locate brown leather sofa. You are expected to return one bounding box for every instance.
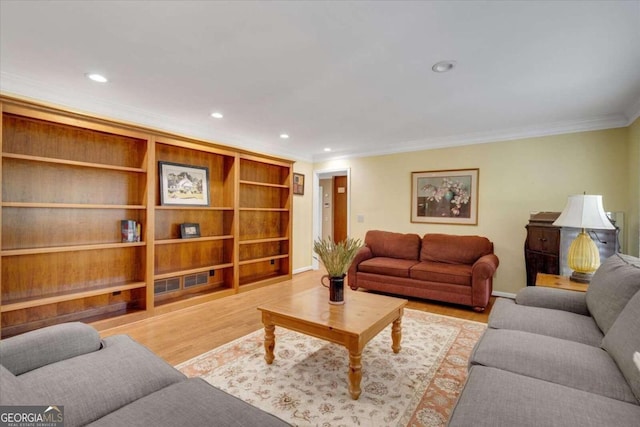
[347,230,499,311]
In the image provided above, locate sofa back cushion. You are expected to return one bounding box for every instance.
[421,234,493,264]
[586,253,640,335]
[0,322,102,375]
[15,334,187,427]
[601,289,640,403]
[364,230,421,260]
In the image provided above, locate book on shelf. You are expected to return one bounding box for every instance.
[121,220,141,243]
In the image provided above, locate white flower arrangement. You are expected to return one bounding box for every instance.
[421,178,470,216]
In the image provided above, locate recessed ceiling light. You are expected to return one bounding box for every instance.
[431,60,457,73]
[280,134,290,139]
[323,148,332,152]
[210,112,223,119]
[86,73,108,83]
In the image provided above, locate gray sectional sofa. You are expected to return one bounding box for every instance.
[0,323,289,427]
[448,253,640,426]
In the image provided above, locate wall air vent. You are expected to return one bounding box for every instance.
[184,272,209,288]
[154,278,181,294]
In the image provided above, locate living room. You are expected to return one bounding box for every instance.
[1,1,640,426]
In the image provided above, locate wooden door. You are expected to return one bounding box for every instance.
[333,176,348,242]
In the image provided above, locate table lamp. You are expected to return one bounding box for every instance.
[552,194,615,283]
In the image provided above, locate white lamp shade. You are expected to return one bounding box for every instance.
[552,195,615,230]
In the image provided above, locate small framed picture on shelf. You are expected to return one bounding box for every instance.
[180,223,201,239]
[159,161,210,206]
[293,173,305,195]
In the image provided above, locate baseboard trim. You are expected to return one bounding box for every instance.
[492,290,516,299]
[293,266,314,275]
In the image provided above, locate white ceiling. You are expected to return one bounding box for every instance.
[1,1,639,163]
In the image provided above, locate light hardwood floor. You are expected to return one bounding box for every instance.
[99,270,494,366]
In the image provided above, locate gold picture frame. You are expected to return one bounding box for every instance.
[411,168,479,225]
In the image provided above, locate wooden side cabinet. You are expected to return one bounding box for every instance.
[525,213,561,287]
[525,212,619,287]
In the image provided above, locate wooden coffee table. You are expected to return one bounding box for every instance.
[257,286,408,400]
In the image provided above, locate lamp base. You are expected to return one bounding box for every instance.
[570,271,594,284]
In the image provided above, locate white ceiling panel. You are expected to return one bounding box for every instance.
[1,1,639,161]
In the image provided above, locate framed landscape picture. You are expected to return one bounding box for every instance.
[411,168,479,225]
[159,161,210,206]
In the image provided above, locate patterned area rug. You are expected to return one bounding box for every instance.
[177,309,486,427]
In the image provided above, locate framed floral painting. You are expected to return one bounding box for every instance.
[411,169,479,225]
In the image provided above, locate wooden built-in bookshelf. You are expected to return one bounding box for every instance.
[238,156,291,289]
[0,96,293,337]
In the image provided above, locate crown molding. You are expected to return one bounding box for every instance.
[2,71,630,165]
[312,114,630,162]
[624,96,640,124]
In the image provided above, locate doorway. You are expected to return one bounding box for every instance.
[332,176,348,242]
[313,168,350,269]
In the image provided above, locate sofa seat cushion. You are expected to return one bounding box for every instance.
[420,233,493,264]
[470,328,638,404]
[0,365,38,406]
[602,290,640,403]
[88,378,290,427]
[364,230,421,260]
[448,366,640,427]
[14,335,187,427]
[488,298,604,346]
[409,261,471,286]
[586,253,640,335]
[358,257,419,278]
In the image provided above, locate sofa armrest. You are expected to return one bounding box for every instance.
[515,287,590,316]
[470,254,500,311]
[347,246,373,289]
[472,253,499,279]
[0,322,103,375]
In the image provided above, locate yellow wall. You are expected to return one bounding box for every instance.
[292,160,314,272]
[308,127,634,295]
[628,116,640,256]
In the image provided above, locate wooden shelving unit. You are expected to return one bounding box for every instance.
[152,140,237,309]
[238,156,292,289]
[0,97,293,337]
[0,107,151,337]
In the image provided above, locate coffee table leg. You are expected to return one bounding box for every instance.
[391,315,402,354]
[348,351,362,400]
[264,323,275,364]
